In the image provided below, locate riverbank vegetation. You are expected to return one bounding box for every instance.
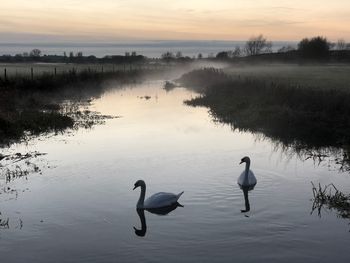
[311,182,350,221]
[179,67,350,150]
[0,67,164,145]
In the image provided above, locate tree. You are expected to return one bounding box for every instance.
[298,36,330,58]
[30,49,41,57]
[244,35,272,56]
[176,51,183,58]
[197,53,203,59]
[232,46,242,57]
[336,39,347,50]
[161,51,175,62]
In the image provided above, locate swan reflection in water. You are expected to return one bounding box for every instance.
[239,185,255,213]
[133,202,183,237]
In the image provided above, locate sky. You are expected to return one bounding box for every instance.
[0,0,349,42]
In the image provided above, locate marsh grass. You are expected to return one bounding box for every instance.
[0,152,47,183]
[0,66,156,145]
[311,182,350,221]
[0,67,149,92]
[180,68,350,149]
[0,216,9,229]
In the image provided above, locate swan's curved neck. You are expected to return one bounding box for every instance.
[137,185,146,208]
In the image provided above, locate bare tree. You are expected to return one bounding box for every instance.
[244,35,272,56]
[232,46,242,57]
[161,51,175,62]
[336,39,347,50]
[30,49,41,57]
[175,51,183,58]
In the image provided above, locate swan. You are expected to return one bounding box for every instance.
[237,156,257,188]
[133,180,184,209]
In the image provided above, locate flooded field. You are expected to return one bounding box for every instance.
[1,80,349,262]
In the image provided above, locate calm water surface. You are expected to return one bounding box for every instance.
[1,81,349,262]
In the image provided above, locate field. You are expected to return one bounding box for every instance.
[224,63,350,90]
[0,62,163,79]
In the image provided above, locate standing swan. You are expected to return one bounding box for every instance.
[133,180,184,209]
[237,156,257,188]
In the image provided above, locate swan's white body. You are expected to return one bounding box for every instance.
[238,156,257,188]
[134,180,184,209]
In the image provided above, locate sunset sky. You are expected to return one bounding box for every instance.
[1,0,349,42]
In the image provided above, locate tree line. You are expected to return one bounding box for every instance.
[1,35,350,63]
[215,35,350,60]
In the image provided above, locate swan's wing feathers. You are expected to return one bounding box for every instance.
[237,170,257,187]
[248,170,257,185]
[237,171,246,185]
[144,192,181,208]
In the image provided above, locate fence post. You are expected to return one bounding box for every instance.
[31,67,33,80]
[54,67,57,76]
[102,66,104,73]
[4,68,7,81]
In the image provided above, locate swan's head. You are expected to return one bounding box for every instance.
[133,180,146,190]
[239,156,251,164]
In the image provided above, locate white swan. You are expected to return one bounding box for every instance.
[133,180,184,209]
[237,156,257,188]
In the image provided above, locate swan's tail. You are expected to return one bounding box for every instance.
[176,191,184,200]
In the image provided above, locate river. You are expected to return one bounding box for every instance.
[1,80,349,262]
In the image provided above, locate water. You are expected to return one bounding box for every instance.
[0,40,295,58]
[1,80,349,262]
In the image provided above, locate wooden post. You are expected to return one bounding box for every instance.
[54,67,57,76]
[31,67,33,80]
[102,66,104,73]
[4,68,7,81]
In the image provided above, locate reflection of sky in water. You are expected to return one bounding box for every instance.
[1,81,350,262]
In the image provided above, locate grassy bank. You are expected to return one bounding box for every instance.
[179,67,350,149]
[0,67,160,145]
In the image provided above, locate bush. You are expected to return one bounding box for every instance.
[298,36,330,59]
